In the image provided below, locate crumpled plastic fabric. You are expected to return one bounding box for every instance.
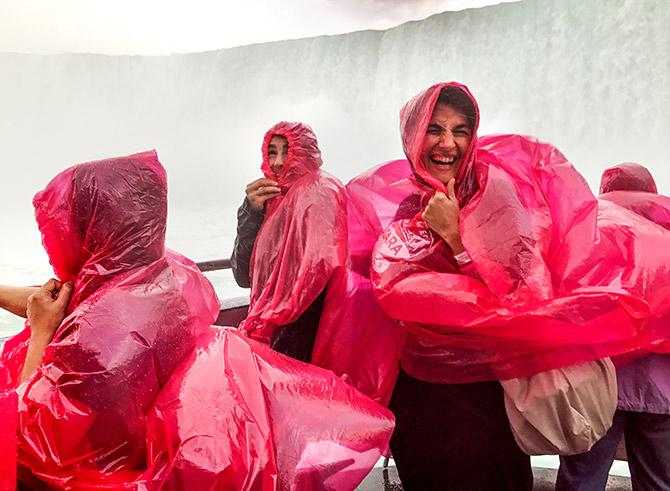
[0,370,17,491]
[312,160,415,404]
[0,332,29,491]
[0,151,220,489]
[240,122,347,346]
[371,81,670,384]
[138,326,395,490]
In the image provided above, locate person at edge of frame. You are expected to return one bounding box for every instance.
[557,163,670,491]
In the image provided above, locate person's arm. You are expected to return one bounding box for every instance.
[230,178,279,288]
[0,285,38,318]
[231,199,265,287]
[19,279,73,384]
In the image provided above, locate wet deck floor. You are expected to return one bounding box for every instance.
[357,465,632,490]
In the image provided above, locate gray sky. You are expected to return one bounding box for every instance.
[0,0,515,55]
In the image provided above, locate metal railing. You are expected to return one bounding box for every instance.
[195,259,249,326]
[196,259,231,272]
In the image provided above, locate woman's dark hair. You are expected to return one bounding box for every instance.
[436,87,476,132]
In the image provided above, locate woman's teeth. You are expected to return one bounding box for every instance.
[432,156,455,165]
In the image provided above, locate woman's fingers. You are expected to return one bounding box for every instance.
[255,185,281,196]
[447,178,457,201]
[245,178,280,209]
[246,177,278,193]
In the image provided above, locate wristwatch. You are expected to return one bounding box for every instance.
[454,251,472,267]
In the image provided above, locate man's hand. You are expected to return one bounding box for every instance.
[27,279,73,343]
[245,178,281,210]
[20,279,73,384]
[422,179,465,254]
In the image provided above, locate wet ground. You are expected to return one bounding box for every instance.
[357,465,632,490]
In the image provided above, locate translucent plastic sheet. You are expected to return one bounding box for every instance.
[140,327,395,490]
[600,190,670,234]
[312,160,415,404]
[240,122,348,346]
[0,330,29,490]
[0,151,220,488]
[0,387,17,490]
[371,82,670,383]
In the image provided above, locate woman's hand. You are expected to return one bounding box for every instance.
[245,178,281,210]
[20,279,73,385]
[27,279,73,343]
[422,178,465,254]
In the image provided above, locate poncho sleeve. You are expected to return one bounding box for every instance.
[231,198,266,288]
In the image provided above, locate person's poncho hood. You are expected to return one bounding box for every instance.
[600,162,658,194]
[400,81,480,204]
[260,121,323,192]
[241,122,347,346]
[33,151,166,308]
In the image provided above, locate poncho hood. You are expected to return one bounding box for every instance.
[260,121,323,190]
[600,162,658,194]
[33,150,166,307]
[400,81,480,204]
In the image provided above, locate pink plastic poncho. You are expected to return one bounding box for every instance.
[0,151,219,489]
[139,326,395,490]
[599,163,670,354]
[0,330,30,490]
[371,82,670,384]
[311,160,415,404]
[240,122,347,346]
[0,359,18,491]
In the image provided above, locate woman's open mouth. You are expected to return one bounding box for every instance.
[430,155,457,167]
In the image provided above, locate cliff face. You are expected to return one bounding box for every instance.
[1,0,668,207]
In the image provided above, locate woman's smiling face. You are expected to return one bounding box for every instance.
[268,135,288,177]
[420,103,472,185]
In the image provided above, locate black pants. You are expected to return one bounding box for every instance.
[388,370,533,491]
[558,409,670,491]
[271,291,325,363]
